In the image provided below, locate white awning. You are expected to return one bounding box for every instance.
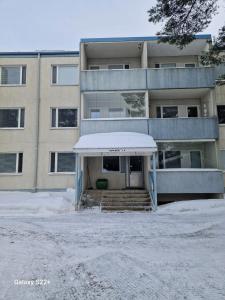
[73,132,157,156]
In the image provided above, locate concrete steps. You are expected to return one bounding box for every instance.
[101,190,151,212]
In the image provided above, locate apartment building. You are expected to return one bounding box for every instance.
[1,35,225,209]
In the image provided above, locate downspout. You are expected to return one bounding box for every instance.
[33,52,41,191]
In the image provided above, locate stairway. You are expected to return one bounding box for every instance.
[101,190,151,212]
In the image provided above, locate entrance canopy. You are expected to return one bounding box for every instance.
[73,132,157,156]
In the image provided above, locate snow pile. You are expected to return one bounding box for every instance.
[158,198,225,215]
[0,190,75,216]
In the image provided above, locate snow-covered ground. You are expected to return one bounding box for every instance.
[0,191,225,300]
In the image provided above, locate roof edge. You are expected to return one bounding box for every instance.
[80,34,212,44]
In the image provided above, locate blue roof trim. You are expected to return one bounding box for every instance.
[80,34,212,43]
[0,51,79,57]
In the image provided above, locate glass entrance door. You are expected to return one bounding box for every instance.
[126,156,144,188]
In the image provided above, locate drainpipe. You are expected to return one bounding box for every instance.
[33,52,41,192]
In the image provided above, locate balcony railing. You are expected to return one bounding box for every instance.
[148,117,218,140]
[157,169,224,194]
[80,66,222,91]
[80,117,218,140]
[80,69,146,91]
[147,67,216,90]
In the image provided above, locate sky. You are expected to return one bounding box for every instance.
[0,0,224,52]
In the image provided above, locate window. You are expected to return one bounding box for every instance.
[51,108,77,128]
[52,65,79,85]
[1,66,26,85]
[108,64,129,69]
[0,153,23,174]
[160,63,176,68]
[89,66,100,70]
[185,63,196,68]
[103,157,120,172]
[156,106,178,118]
[187,106,198,117]
[50,152,76,173]
[158,149,202,169]
[90,109,101,119]
[109,108,124,118]
[217,105,225,124]
[190,151,201,168]
[84,92,146,119]
[0,108,25,128]
[165,151,181,168]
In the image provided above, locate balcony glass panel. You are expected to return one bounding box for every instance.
[83,92,146,119]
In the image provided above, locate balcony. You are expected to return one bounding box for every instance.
[80,66,221,92]
[147,67,215,90]
[81,117,218,140]
[157,169,224,194]
[80,119,149,136]
[148,117,218,141]
[80,69,146,91]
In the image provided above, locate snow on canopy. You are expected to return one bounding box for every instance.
[73,132,157,154]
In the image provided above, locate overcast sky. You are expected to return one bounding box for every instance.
[0,0,224,51]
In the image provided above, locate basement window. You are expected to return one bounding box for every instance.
[50,152,76,173]
[0,108,25,128]
[0,153,23,174]
[1,66,26,85]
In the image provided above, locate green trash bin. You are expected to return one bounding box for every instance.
[96,179,108,190]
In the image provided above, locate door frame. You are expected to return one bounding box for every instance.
[125,156,144,188]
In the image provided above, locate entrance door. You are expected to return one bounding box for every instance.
[126,156,144,188]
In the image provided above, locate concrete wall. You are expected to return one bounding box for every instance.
[37,55,80,190]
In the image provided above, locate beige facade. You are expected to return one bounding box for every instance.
[0,52,80,190]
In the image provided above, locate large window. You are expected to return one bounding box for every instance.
[84,92,146,119]
[0,108,24,128]
[158,149,202,169]
[0,153,23,174]
[157,106,178,118]
[52,65,79,85]
[103,157,120,172]
[50,152,76,173]
[0,66,26,85]
[217,105,225,124]
[51,108,78,128]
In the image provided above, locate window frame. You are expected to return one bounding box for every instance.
[102,156,121,173]
[160,63,177,68]
[51,64,79,86]
[0,65,26,86]
[217,105,225,125]
[0,108,25,129]
[158,149,203,169]
[184,63,196,68]
[0,152,23,175]
[156,105,178,119]
[186,105,199,118]
[89,108,101,119]
[89,65,100,70]
[49,151,76,174]
[50,107,78,129]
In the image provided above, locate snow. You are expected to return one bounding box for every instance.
[0,191,225,299]
[73,132,157,154]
